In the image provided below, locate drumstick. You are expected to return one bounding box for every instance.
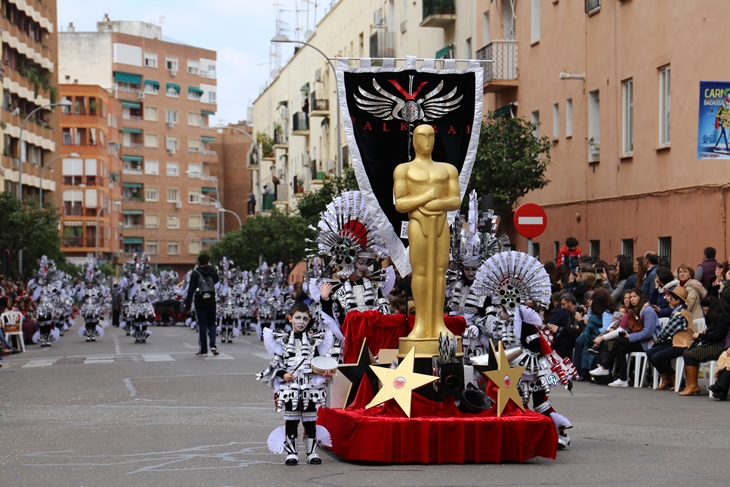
[290,358,307,377]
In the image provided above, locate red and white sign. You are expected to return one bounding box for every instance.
[513,203,547,239]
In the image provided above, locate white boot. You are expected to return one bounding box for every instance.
[306,437,322,465]
[284,436,298,466]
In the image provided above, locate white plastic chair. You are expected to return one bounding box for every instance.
[675,356,685,392]
[699,360,718,397]
[629,352,649,388]
[650,318,670,389]
[693,318,706,333]
[1,311,25,352]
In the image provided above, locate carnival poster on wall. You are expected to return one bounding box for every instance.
[336,56,483,275]
[697,81,730,160]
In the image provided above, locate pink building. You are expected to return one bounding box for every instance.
[476,0,730,267]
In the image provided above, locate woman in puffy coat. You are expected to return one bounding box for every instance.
[675,264,707,321]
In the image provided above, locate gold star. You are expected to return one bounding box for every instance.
[366,346,438,418]
[482,341,526,417]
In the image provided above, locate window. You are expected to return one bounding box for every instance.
[531,0,540,44]
[658,237,672,266]
[166,162,179,177]
[483,11,491,45]
[188,111,201,127]
[167,188,179,202]
[588,90,600,162]
[145,133,158,148]
[166,136,179,152]
[590,240,600,258]
[145,214,159,228]
[465,38,472,60]
[188,138,201,152]
[188,189,200,204]
[530,242,540,259]
[566,98,573,138]
[145,160,159,175]
[659,65,671,146]
[167,241,179,255]
[208,91,216,104]
[187,60,200,75]
[144,82,159,94]
[146,241,158,255]
[531,110,540,138]
[145,187,158,201]
[144,52,158,68]
[144,106,158,121]
[621,239,634,263]
[552,103,559,140]
[166,109,178,124]
[189,215,202,230]
[167,215,180,229]
[585,0,601,14]
[189,240,201,255]
[622,78,634,155]
[188,163,201,176]
[554,241,560,261]
[166,56,178,72]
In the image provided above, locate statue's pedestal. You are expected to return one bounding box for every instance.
[398,335,463,359]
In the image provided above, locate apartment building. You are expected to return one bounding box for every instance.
[475,0,730,266]
[59,18,219,273]
[210,122,254,228]
[58,84,122,264]
[253,0,475,212]
[1,0,60,199]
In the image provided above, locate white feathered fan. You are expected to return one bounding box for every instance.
[471,251,551,312]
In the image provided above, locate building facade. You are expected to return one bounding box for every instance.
[1,0,59,200]
[476,0,730,266]
[253,0,476,212]
[59,19,219,273]
[58,84,121,265]
[210,122,254,228]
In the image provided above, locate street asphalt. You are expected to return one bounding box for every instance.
[2,321,730,487]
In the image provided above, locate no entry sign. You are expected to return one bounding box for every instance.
[513,203,547,239]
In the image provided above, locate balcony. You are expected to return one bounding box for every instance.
[292,112,310,136]
[273,127,288,149]
[309,91,330,117]
[421,0,456,28]
[476,40,519,93]
[369,30,395,58]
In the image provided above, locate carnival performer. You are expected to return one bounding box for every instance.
[179,270,197,331]
[155,270,180,326]
[257,302,334,465]
[76,260,110,342]
[239,270,256,336]
[308,191,395,361]
[217,257,243,343]
[472,251,577,450]
[118,253,157,343]
[252,262,287,339]
[29,256,62,347]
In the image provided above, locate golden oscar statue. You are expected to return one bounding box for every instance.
[394,124,462,358]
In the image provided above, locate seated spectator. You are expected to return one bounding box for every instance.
[22,312,37,345]
[548,292,583,368]
[557,237,582,271]
[555,265,570,292]
[591,290,634,355]
[675,263,707,321]
[565,269,595,305]
[696,247,719,293]
[646,286,693,391]
[650,267,675,318]
[589,289,659,387]
[610,255,633,301]
[624,256,645,294]
[575,289,614,377]
[710,262,730,299]
[544,261,560,294]
[678,296,730,396]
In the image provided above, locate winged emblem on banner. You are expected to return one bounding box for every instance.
[353,75,463,122]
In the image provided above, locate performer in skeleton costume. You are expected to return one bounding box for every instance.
[216,257,243,343]
[308,191,395,361]
[472,251,577,450]
[29,256,63,347]
[239,270,256,335]
[257,302,334,465]
[155,270,180,326]
[118,253,157,343]
[76,260,110,341]
[253,262,287,339]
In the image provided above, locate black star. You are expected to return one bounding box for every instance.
[337,338,380,408]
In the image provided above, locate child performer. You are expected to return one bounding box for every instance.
[257,302,334,465]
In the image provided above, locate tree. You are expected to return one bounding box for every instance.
[465,112,553,216]
[208,209,313,270]
[295,166,359,227]
[0,192,66,279]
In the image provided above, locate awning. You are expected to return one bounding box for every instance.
[114,71,141,85]
[494,103,516,119]
[201,187,217,193]
[122,209,144,215]
[188,86,204,95]
[202,213,218,218]
[202,238,217,243]
[201,110,216,116]
[166,83,181,93]
[121,127,142,134]
[122,155,143,162]
[121,101,141,109]
[300,82,310,96]
[321,117,329,127]
[122,182,143,188]
[435,44,454,60]
[123,237,144,244]
[200,136,216,143]
[144,79,160,88]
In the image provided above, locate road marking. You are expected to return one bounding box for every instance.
[22,359,58,368]
[113,334,121,355]
[142,354,175,362]
[517,216,544,225]
[253,352,271,360]
[84,356,115,364]
[182,342,197,349]
[124,378,137,397]
[205,353,234,360]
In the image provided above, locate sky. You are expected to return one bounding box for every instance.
[57,0,331,127]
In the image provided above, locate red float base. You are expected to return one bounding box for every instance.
[318,382,558,464]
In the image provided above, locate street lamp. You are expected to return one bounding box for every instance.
[219,207,242,233]
[96,200,121,262]
[214,123,263,215]
[39,152,79,207]
[270,34,342,179]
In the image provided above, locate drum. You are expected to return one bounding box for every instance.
[311,356,338,375]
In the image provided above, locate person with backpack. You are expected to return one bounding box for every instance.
[184,254,220,357]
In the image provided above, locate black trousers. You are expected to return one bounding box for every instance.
[602,336,644,381]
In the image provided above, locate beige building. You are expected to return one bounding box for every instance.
[476,0,730,266]
[1,0,59,199]
[253,0,475,212]
[59,18,220,273]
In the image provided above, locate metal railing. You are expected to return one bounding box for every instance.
[423,0,455,18]
[293,112,309,132]
[476,40,518,83]
[310,92,329,112]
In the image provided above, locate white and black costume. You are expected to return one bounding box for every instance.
[76,260,109,341]
[118,253,157,343]
[29,256,63,347]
